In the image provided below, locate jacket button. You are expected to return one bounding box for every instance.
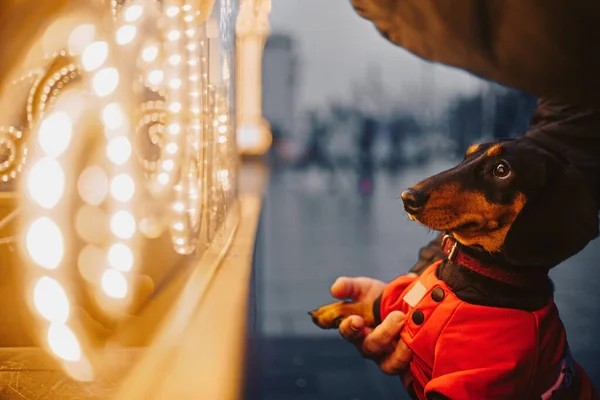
[431,287,445,302]
[411,310,424,325]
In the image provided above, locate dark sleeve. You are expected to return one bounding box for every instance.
[409,234,445,276]
[349,0,600,107]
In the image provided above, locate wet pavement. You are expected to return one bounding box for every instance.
[245,160,600,400]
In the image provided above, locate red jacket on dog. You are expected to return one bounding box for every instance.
[377,260,597,399]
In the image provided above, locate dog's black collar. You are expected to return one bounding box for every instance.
[440,234,549,289]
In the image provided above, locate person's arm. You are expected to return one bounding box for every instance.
[349,0,600,107]
[409,233,445,276]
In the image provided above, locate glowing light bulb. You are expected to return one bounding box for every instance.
[26,217,64,269]
[81,41,109,71]
[27,157,65,209]
[68,24,96,55]
[106,136,132,165]
[77,165,108,206]
[167,30,181,41]
[38,112,72,157]
[101,103,126,130]
[63,356,94,382]
[110,173,135,202]
[123,4,143,22]
[166,6,179,17]
[108,243,134,272]
[166,143,178,154]
[116,25,137,45]
[47,323,82,361]
[169,79,182,90]
[101,269,128,298]
[110,210,136,239]
[33,277,70,323]
[92,68,119,97]
[147,70,164,85]
[169,102,182,113]
[141,45,159,62]
[157,172,170,185]
[167,123,181,135]
[161,159,174,171]
[78,245,106,283]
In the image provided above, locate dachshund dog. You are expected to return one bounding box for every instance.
[310,137,600,399]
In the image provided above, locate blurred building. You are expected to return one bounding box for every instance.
[262,33,299,141]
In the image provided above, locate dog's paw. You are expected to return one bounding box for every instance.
[308,301,349,330]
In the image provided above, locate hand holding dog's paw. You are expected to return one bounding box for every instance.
[342,310,413,375]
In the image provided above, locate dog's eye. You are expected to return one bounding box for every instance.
[493,161,511,179]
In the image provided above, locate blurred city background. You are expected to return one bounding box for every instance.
[246,2,600,399]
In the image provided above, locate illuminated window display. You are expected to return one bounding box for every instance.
[0,0,244,382]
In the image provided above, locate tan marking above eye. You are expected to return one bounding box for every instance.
[486,144,503,157]
[465,144,480,156]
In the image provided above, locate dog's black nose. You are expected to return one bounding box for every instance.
[401,189,429,213]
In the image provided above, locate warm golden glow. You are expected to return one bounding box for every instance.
[108,242,134,272]
[33,276,70,324]
[82,41,109,71]
[12,0,242,383]
[166,6,180,17]
[92,67,120,97]
[123,4,144,22]
[68,24,96,55]
[110,210,136,239]
[141,45,159,62]
[78,165,108,206]
[102,102,127,130]
[27,157,65,209]
[47,323,82,362]
[78,244,106,283]
[147,69,164,85]
[116,25,137,45]
[110,173,135,202]
[26,217,65,269]
[106,136,132,165]
[101,269,128,298]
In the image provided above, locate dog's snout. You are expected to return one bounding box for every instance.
[401,189,429,213]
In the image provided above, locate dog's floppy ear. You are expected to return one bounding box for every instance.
[503,165,599,267]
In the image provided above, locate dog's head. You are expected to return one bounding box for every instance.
[402,139,599,267]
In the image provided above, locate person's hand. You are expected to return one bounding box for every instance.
[330,276,413,375]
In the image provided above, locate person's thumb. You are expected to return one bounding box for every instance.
[380,311,406,335]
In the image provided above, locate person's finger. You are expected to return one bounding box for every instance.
[362,311,406,357]
[379,338,413,375]
[330,276,362,300]
[339,315,370,342]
